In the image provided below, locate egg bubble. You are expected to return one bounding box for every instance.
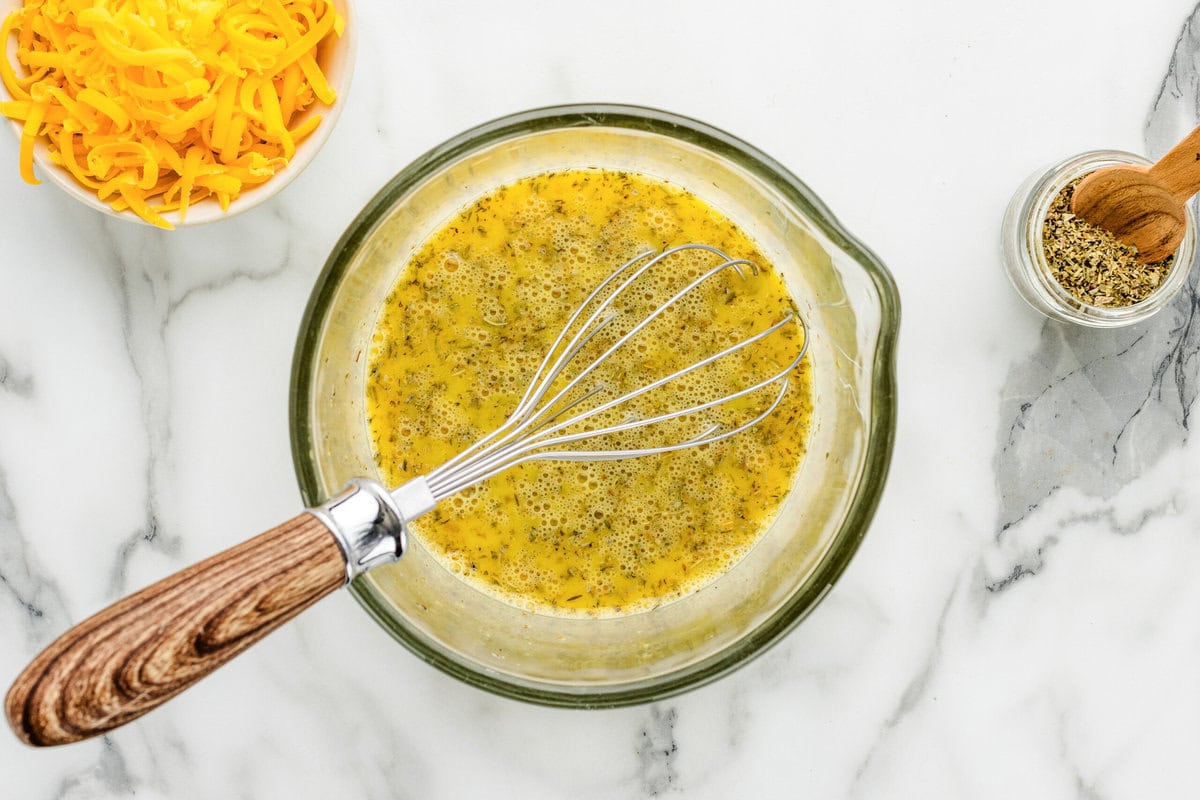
[366,169,812,617]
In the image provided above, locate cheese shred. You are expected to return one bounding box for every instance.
[1,0,343,229]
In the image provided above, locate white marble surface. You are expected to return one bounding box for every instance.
[4,0,1200,796]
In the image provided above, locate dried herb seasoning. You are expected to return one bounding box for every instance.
[1041,177,1174,307]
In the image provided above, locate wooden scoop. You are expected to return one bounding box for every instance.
[1071,126,1200,263]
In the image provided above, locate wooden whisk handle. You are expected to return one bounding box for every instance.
[4,476,424,747]
[4,513,347,747]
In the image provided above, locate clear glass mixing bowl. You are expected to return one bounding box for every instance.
[289,104,899,706]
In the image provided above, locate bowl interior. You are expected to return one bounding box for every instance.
[291,106,898,705]
[0,0,355,227]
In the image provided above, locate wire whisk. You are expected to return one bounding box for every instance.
[417,243,810,501]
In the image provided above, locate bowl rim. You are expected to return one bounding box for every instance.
[289,102,900,706]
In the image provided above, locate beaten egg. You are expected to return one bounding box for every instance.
[366,169,811,616]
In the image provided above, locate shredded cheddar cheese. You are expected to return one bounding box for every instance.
[0,0,343,229]
[368,170,813,616]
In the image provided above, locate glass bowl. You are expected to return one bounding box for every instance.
[290,104,899,706]
[1002,150,1197,327]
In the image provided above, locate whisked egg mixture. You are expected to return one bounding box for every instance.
[366,169,812,616]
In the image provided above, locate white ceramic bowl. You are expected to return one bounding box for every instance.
[0,0,355,227]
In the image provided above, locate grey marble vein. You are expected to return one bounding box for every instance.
[723,683,751,751]
[988,495,1177,596]
[848,578,961,794]
[163,256,292,322]
[984,538,1054,594]
[0,463,71,647]
[103,249,180,596]
[51,738,136,799]
[0,353,34,398]
[879,581,957,732]
[636,705,680,797]
[93,216,294,596]
[1147,0,1200,155]
[1056,715,1108,800]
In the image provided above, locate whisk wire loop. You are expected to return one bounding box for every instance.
[429,244,741,479]
[421,244,809,501]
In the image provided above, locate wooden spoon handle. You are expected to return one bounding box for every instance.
[4,512,346,747]
[1148,122,1200,201]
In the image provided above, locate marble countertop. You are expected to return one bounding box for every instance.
[5,0,1200,796]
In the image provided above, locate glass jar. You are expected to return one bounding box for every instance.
[1002,150,1197,327]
